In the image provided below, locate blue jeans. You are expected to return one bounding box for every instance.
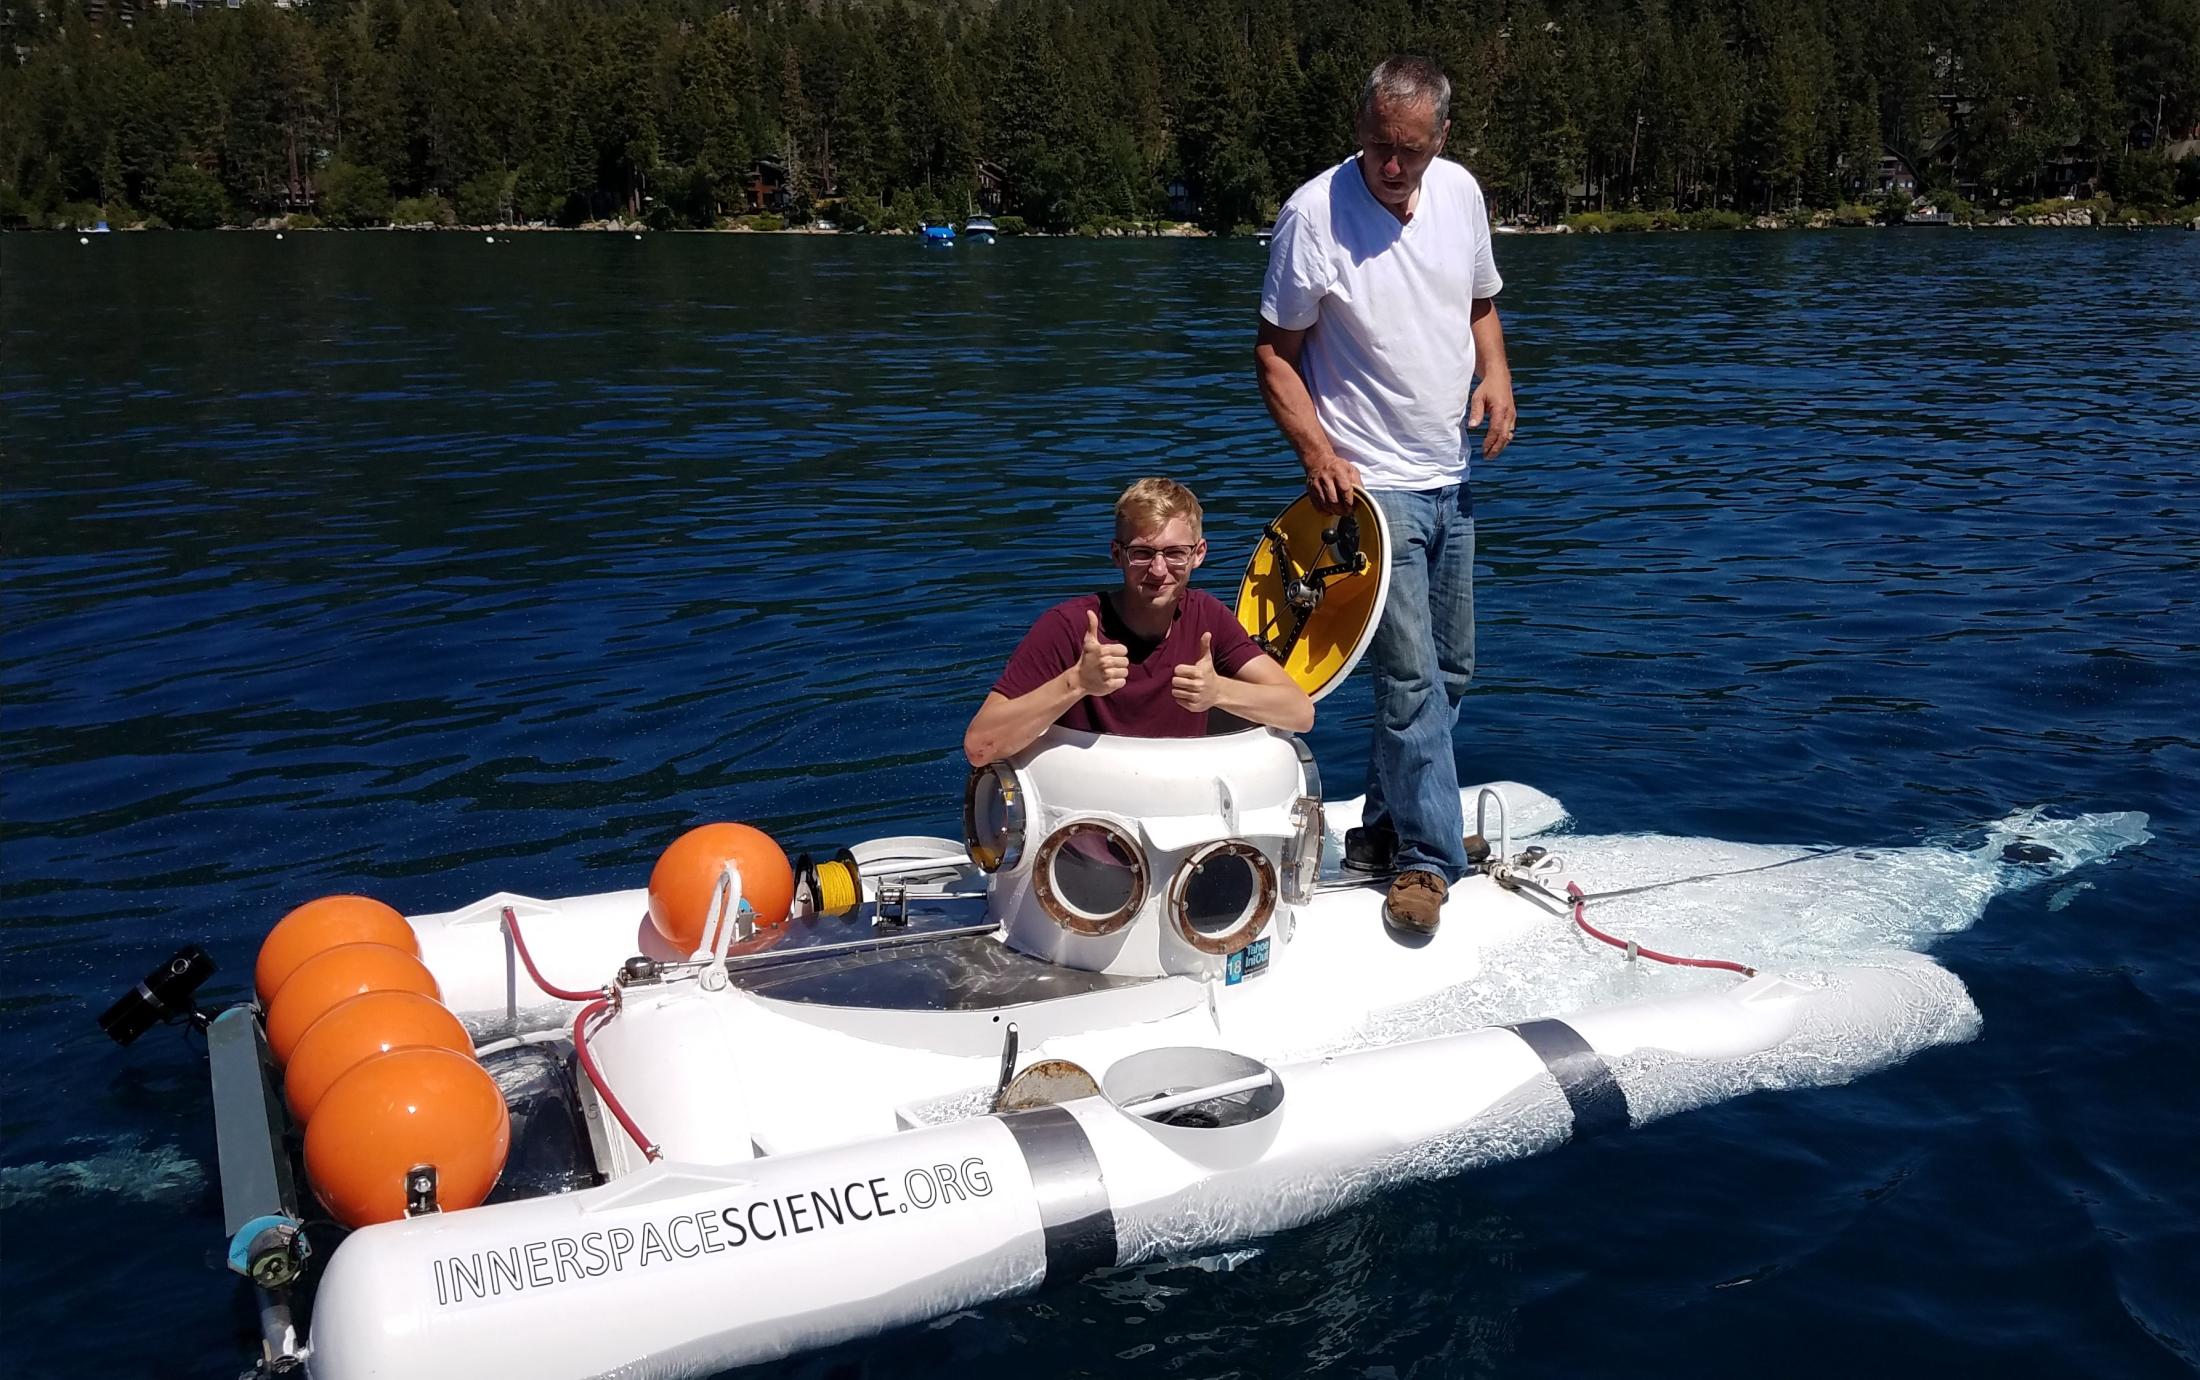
[1362,484,1475,882]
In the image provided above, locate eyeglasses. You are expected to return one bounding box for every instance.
[1116,542,1201,570]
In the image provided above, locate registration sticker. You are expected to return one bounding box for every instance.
[1226,937,1272,985]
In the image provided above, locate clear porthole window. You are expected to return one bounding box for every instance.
[1034,821,1147,936]
[1168,840,1276,955]
[963,764,1027,873]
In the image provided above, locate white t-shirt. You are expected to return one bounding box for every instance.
[1261,155,1503,490]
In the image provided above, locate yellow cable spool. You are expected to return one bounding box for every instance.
[815,856,859,913]
[796,848,863,917]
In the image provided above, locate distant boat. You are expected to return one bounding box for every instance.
[1904,207,1953,226]
[963,217,997,242]
[921,222,956,246]
[90,220,111,234]
[1256,223,1275,244]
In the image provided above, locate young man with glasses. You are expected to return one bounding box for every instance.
[1254,56,1516,937]
[963,478,1314,767]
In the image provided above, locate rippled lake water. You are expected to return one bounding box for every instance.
[3,229,2196,1377]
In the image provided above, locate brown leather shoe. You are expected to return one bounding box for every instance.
[1383,869,1447,935]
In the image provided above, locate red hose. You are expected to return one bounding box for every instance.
[573,998,661,1162]
[501,906,601,1003]
[503,906,659,1160]
[1566,882,1756,978]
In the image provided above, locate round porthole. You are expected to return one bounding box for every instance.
[962,764,1027,874]
[1034,821,1146,936]
[1167,840,1276,955]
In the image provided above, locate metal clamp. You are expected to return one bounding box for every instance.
[227,1214,310,1289]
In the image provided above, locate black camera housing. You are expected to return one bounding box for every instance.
[99,946,216,1046]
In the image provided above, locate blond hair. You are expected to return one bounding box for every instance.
[1114,477,1203,540]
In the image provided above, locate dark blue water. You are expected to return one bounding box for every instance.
[4,230,2195,1377]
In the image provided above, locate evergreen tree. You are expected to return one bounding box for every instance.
[3,0,2191,230]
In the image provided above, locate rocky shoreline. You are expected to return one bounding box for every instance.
[1546,202,2199,234]
[1547,216,2197,233]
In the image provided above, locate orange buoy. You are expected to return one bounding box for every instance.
[284,989,475,1123]
[255,895,417,1005]
[264,942,441,1064]
[647,822,796,951]
[304,1046,509,1228]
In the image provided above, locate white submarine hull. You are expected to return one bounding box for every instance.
[266,748,2147,1380]
[308,957,1964,1380]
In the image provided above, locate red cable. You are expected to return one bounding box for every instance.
[503,907,660,1160]
[1565,882,1757,978]
[501,906,601,1003]
[572,998,661,1162]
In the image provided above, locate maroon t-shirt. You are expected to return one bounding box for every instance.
[992,589,1268,738]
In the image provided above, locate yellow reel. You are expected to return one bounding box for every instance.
[795,848,863,917]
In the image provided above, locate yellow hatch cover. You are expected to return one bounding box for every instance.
[1233,490,1391,703]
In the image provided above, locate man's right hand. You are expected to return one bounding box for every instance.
[1074,609,1130,697]
[1304,452,1362,515]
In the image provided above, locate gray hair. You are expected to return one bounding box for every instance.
[1359,56,1452,131]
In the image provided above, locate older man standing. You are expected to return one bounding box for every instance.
[1254,55,1516,936]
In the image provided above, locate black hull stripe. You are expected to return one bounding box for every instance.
[1507,1018,1631,1137]
[999,1104,1118,1283]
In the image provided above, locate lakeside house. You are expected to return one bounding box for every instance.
[1876,148,1921,197]
[745,158,789,214]
[975,161,1007,216]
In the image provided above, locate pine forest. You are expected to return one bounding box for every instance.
[3,0,2197,232]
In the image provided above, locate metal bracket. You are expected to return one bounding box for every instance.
[404,1164,440,1218]
[875,880,909,927]
[695,862,749,992]
[989,1021,1020,1111]
[1252,516,1368,663]
[1284,795,1323,905]
[209,1007,300,1238]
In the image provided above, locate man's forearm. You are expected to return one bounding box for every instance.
[1255,346,1337,469]
[1211,674,1315,734]
[963,675,1085,766]
[1470,299,1509,382]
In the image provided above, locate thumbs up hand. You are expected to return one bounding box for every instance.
[1171,631,1221,711]
[1074,608,1130,698]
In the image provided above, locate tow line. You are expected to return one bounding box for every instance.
[1550,844,1854,979]
[1571,845,1852,903]
[1560,880,1755,977]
